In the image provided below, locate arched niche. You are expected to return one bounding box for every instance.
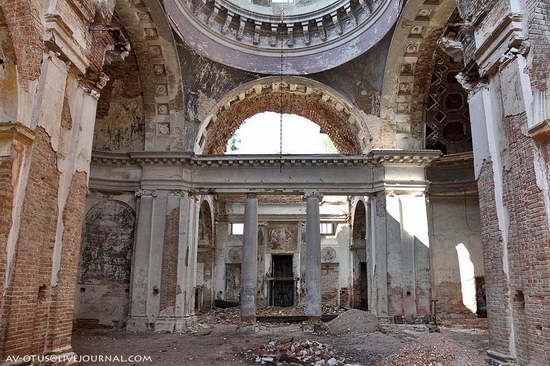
[196,199,215,311]
[74,200,136,328]
[351,199,368,310]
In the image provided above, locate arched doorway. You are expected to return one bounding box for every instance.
[196,200,214,311]
[351,200,368,309]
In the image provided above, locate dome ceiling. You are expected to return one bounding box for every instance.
[165,0,401,74]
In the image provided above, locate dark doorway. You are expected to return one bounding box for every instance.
[270,255,295,307]
[360,262,368,310]
[475,276,486,318]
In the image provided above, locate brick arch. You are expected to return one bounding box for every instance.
[380,0,457,149]
[196,77,369,155]
[108,0,184,151]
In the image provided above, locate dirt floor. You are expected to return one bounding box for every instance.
[72,310,489,366]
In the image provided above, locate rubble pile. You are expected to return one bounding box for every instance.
[198,307,240,325]
[248,339,347,366]
[376,333,487,366]
[327,309,379,335]
[256,304,344,317]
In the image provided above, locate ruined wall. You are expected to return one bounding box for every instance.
[0,0,130,358]
[429,196,484,317]
[74,197,136,328]
[93,46,145,152]
[465,22,550,361]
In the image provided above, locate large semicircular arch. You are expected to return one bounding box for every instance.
[195,76,371,155]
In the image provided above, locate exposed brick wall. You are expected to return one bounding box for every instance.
[1,127,59,357]
[477,158,511,356]
[0,0,43,87]
[0,7,16,64]
[160,207,180,311]
[501,113,550,364]
[526,0,550,92]
[47,172,88,350]
[433,282,472,316]
[0,155,14,294]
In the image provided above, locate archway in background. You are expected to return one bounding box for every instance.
[194,76,371,155]
[351,200,368,309]
[196,200,214,311]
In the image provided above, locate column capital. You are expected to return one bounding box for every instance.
[303,190,323,200]
[245,193,257,199]
[135,189,157,198]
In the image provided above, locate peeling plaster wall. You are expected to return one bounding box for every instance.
[74,195,136,328]
[93,48,145,152]
[429,196,484,317]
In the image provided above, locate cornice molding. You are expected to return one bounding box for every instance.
[91,150,441,167]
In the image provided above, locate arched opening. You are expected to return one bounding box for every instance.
[226,112,338,154]
[351,200,368,310]
[196,200,214,312]
[195,77,369,155]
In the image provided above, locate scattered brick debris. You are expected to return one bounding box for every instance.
[376,333,488,366]
[244,339,350,366]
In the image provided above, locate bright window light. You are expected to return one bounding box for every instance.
[226,112,338,155]
[320,223,334,235]
[231,223,244,235]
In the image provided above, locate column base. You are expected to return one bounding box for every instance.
[239,315,257,332]
[174,315,198,332]
[486,349,517,365]
[126,316,152,332]
[130,315,198,333]
[302,317,325,333]
[154,317,177,332]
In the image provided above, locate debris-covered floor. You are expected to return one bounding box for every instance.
[72,308,490,366]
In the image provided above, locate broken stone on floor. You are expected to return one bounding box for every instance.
[247,339,348,366]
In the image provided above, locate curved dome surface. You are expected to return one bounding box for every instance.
[165,0,401,74]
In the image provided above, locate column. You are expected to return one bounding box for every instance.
[127,190,166,332]
[240,194,258,329]
[304,190,322,321]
